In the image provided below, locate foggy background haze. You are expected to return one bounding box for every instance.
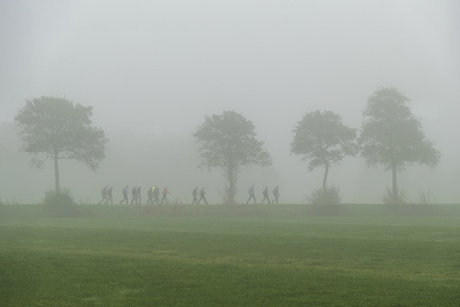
[1,0,459,204]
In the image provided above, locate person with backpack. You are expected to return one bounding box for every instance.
[98,186,108,204]
[273,186,280,204]
[246,185,256,204]
[120,185,129,204]
[105,186,113,204]
[161,187,170,204]
[261,186,271,204]
[131,186,138,204]
[153,186,160,204]
[198,187,208,204]
[192,186,198,204]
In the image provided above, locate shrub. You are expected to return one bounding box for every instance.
[308,185,342,206]
[42,188,90,217]
[418,190,436,205]
[383,187,408,205]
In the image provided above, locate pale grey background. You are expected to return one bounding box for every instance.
[0,1,459,204]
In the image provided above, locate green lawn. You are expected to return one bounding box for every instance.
[1,204,460,306]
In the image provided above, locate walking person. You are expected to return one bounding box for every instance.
[192,186,198,204]
[273,186,280,204]
[119,185,129,204]
[153,186,160,204]
[198,187,208,204]
[131,186,138,204]
[261,187,271,204]
[246,185,256,204]
[146,187,153,205]
[98,186,108,204]
[161,186,170,204]
[105,186,113,204]
[137,186,142,204]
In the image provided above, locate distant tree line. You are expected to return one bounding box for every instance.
[14,87,440,205]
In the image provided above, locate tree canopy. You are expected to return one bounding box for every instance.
[359,87,440,203]
[15,96,108,192]
[193,110,271,203]
[291,110,357,191]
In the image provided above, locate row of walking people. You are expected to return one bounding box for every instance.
[247,185,280,204]
[97,185,169,205]
[98,185,207,205]
[98,185,279,205]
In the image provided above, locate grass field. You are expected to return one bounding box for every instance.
[1,203,460,306]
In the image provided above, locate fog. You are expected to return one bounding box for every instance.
[1,1,459,204]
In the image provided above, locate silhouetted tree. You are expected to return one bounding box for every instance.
[193,110,271,203]
[291,110,357,191]
[359,87,440,203]
[15,96,108,192]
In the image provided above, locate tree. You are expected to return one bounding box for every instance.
[15,96,108,193]
[291,110,357,191]
[359,87,440,203]
[193,110,271,203]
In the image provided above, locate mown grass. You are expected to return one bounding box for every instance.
[1,204,460,306]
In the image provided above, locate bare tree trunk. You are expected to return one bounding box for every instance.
[227,166,235,203]
[323,164,329,192]
[54,156,60,193]
[392,164,398,203]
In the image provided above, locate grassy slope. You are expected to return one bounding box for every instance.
[1,205,460,306]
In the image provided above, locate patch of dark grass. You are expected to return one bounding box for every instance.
[140,203,270,218]
[1,218,460,306]
[307,204,348,216]
[383,203,440,217]
[1,247,459,306]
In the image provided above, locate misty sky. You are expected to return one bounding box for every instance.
[1,1,459,203]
